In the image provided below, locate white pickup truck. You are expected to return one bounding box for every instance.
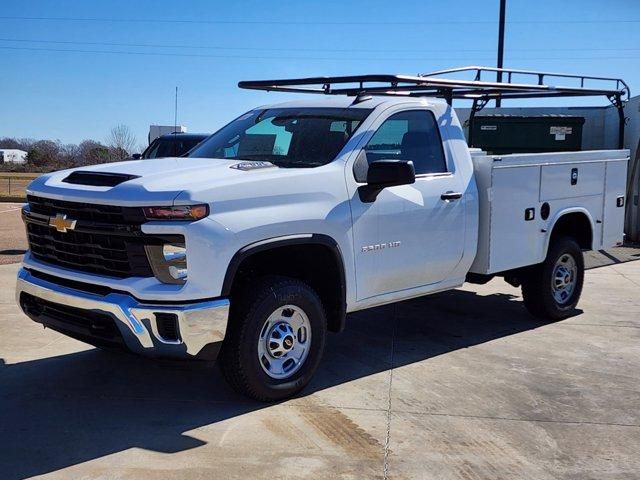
[16,67,630,401]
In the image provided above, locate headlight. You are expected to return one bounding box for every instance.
[145,241,188,284]
[143,204,209,221]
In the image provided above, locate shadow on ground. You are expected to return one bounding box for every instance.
[1,287,551,479]
[584,245,640,270]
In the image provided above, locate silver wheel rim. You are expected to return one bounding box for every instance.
[257,305,312,380]
[551,253,577,304]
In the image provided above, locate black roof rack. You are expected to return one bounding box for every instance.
[239,65,630,148]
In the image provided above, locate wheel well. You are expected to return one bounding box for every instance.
[551,212,593,250]
[224,240,346,333]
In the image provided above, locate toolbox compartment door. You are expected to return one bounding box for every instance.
[487,165,543,273]
[539,163,605,201]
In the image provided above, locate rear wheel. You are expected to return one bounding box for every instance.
[521,236,584,320]
[220,276,327,401]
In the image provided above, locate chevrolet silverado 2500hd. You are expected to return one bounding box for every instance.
[16,67,630,401]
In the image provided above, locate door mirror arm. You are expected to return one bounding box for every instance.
[358,159,416,203]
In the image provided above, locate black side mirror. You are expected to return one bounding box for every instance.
[359,159,415,202]
[367,159,415,186]
[132,153,142,160]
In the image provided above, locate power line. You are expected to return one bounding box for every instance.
[1,45,637,62]
[0,37,497,53]
[0,45,493,61]
[1,37,639,54]
[0,15,639,25]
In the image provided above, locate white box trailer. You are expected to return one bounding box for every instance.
[470,149,629,274]
[0,149,28,164]
[148,125,187,144]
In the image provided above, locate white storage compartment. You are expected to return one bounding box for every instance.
[470,150,629,275]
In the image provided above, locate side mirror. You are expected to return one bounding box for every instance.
[359,159,415,202]
[367,159,415,187]
[132,153,142,160]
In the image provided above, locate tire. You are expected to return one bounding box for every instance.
[521,236,584,320]
[219,276,327,402]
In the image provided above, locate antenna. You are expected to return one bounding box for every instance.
[173,86,178,156]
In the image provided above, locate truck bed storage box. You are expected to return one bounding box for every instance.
[471,115,585,155]
[469,149,629,275]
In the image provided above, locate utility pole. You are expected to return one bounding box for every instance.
[496,0,506,107]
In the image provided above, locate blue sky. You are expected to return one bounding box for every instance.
[1,0,638,149]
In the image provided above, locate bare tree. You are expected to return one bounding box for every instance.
[107,125,137,160]
[78,140,109,165]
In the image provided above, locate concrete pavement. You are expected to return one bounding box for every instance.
[1,260,639,479]
[0,203,26,266]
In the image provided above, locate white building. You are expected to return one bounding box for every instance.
[0,149,27,164]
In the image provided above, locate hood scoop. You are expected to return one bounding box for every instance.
[62,171,141,187]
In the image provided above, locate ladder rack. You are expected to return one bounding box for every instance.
[238,66,630,148]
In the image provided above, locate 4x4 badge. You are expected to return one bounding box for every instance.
[49,213,77,233]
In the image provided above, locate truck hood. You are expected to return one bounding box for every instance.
[26,157,316,206]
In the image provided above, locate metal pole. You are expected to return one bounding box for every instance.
[468,99,478,147]
[496,0,506,107]
[616,94,625,149]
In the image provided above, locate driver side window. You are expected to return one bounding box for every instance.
[364,110,446,175]
[224,117,293,158]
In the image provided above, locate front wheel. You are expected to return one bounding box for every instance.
[220,276,327,401]
[521,236,584,320]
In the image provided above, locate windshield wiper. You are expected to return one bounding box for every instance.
[269,160,323,168]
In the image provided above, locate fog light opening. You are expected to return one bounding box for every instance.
[144,239,188,285]
[163,243,188,281]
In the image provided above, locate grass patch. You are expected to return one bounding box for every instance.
[0,173,40,179]
[0,195,27,202]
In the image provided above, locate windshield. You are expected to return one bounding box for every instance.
[142,136,206,159]
[188,107,371,168]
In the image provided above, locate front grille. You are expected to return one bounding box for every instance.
[24,195,178,278]
[27,195,146,224]
[27,269,116,296]
[20,292,125,348]
[26,222,153,277]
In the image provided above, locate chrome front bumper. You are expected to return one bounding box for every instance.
[16,268,230,359]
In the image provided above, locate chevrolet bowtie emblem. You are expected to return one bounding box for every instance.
[49,213,77,233]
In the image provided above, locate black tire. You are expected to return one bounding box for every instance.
[219,276,327,402]
[521,236,584,320]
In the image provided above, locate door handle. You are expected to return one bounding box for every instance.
[441,191,462,201]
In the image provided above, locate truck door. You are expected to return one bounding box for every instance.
[349,109,466,301]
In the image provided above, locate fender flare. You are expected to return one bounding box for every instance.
[544,207,596,255]
[221,233,347,332]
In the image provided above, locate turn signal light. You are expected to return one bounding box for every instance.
[143,204,209,221]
